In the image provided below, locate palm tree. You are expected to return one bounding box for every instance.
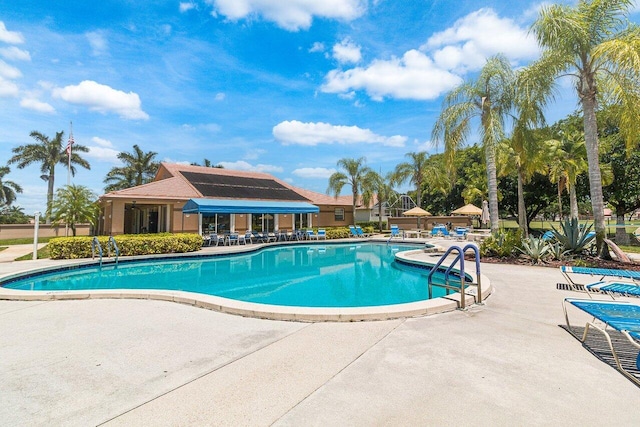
[104,144,159,191]
[392,152,429,209]
[9,130,90,223]
[49,184,99,236]
[362,171,397,232]
[531,0,640,256]
[432,55,515,233]
[0,166,23,207]
[327,157,371,226]
[501,63,555,237]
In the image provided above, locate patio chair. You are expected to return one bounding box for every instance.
[563,298,640,386]
[208,233,224,246]
[355,226,372,237]
[349,225,360,238]
[306,229,315,240]
[251,231,267,243]
[389,224,402,239]
[225,233,240,245]
[541,230,555,241]
[317,229,327,240]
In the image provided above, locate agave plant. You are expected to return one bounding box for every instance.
[547,241,569,261]
[518,236,550,264]
[551,219,595,255]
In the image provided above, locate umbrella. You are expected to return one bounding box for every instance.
[481,200,490,228]
[403,206,432,216]
[402,206,431,228]
[451,204,482,216]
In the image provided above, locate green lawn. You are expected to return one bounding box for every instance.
[14,245,50,261]
[0,237,54,246]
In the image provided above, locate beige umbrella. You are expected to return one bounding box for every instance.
[403,206,431,228]
[451,204,482,216]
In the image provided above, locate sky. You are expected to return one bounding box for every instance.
[1,0,639,215]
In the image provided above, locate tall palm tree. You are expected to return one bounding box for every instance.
[432,55,515,233]
[104,144,159,191]
[362,170,397,232]
[502,63,555,237]
[327,157,371,226]
[531,0,640,256]
[49,184,98,236]
[392,152,429,209]
[9,130,90,223]
[0,166,23,207]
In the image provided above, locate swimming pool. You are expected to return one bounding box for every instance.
[2,243,462,308]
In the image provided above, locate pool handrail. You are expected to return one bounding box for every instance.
[427,244,482,309]
[107,236,120,267]
[91,236,103,267]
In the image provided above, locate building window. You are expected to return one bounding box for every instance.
[334,208,345,221]
[294,213,309,229]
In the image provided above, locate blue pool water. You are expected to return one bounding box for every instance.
[3,243,456,307]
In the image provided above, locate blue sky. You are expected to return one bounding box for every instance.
[1,1,638,215]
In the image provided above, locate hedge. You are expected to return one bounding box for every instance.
[48,233,203,260]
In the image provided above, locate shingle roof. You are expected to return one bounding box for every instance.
[101,162,352,207]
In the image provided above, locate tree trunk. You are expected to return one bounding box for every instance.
[581,91,608,258]
[485,143,499,234]
[517,165,528,237]
[569,184,579,220]
[352,189,358,226]
[615,208,629,245]
[46,174,55,224]
[557,181,563,222]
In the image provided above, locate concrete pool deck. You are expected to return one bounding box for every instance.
[1,243,640,425]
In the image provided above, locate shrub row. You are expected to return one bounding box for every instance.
[48,233,203,260]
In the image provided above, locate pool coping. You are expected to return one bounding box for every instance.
[0,239,492,322]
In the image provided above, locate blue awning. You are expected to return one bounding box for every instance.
[182,198,319,215]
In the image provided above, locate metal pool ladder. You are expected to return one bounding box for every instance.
[91,236,120,268]
[427,244,482,310]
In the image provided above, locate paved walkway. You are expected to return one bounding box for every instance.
[1,244,639,425]
[0,243,45,263]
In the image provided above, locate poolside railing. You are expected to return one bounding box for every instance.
[427,244,482,309]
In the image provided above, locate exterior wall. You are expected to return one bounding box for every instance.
[277,214,294,230]
[317,205,354,228]
[0,223,91,240]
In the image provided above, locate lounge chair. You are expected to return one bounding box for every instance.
[225,232,240,245]
[634,227,640,244]
[317,229,326,240]
[560,266,640,298]
[541,230,555,241]
[349,225,360,238]
[355,226,372,237]
[431,224,449,237]
[563,298,640,385]
[389,224,402,239]
[453,227,468,240]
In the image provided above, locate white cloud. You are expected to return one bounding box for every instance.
[243,148,266,160]
[0,59,22,79]
[85,137,120,163]
[217,160,283,173]
[309,42,325,53]
[208,0,366,31]
[86,31,108,56]
[52,80,149,120]
[423,8,539,72]
[322,49,462,101]
[214,92,225,101]
[0,76,19,97]
[292,167,336,179]
[91,136,114,147]
[180,2,197,13]
[0,22,24,44]
[0,46,31,61]
[273,120,407,147]
[333,38,361,64]
[20,98,55,113]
